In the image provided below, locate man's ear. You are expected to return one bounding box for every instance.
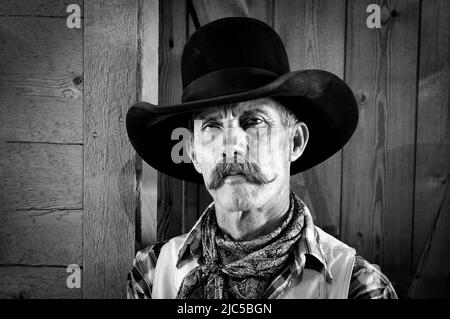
[187,132,202,174]
[289,122,309,162]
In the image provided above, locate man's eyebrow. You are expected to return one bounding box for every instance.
[240,108,270,117]
[194,112,222,121]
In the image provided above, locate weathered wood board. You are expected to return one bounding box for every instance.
[342,0,420,296]
[139,0,159,249]
[0,17,83,144]
[274,0,346,239]
[83,0,138,298]
[412,0,450,272]
[157,0,187,241]
[0,143,82,210]
[0,0,83,17]
[0,209,82,266]
[408,185,450,298]
[0,266,81,299]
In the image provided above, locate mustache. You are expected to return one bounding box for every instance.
[207,160,277,190]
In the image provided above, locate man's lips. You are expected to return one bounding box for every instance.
[223,174,247,184]
[223,172,245,178]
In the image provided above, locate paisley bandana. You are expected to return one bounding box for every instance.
[176,193,305,299]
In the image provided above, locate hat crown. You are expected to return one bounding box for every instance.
[181,17,290,90]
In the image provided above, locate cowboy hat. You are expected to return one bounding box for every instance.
[126,17,358,184]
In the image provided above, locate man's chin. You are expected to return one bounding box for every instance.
[215,182,260,211]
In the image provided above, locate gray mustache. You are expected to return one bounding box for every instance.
[207,161,277,190]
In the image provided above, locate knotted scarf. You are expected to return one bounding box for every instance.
[176,193,305,299]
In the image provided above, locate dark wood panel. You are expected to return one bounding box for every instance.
[409,185,450,298]
[191,0,250,25]
[343,0,420,296]
[412,0,450,273]
[0,143,82,210]
[274,0,346,238]
[139,0,159,248]
[246,0,274,25]
[198,184,213,217]
[157,0,187,241]
[182,181,200,233]
[0,266,81,299]
[0,209,82,266]
[0,17,83,144]
[83,0,138,298]
[0,0,83,17]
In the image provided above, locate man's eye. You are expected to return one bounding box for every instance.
[243,118,264,127]
[202,122,221,131]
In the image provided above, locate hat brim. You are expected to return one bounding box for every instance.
[126,69,358,184]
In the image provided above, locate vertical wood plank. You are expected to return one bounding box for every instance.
[343,0,420,296]
[84,0,138,298]
[0,2,84,298]
[181,12,205,228]
[274,0,346,238]
[191,0,249,25]
[412,0,450,274]
[408,185,450,298]
[157,0,187,241]
[139,0,159,248]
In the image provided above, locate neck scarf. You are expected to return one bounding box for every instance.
[176,193,305,299]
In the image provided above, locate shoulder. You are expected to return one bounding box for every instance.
[314,226,356,257]
[133,233,189,270]
[126,233,191,299]
[348,255,398,299]
[126,241,166,299]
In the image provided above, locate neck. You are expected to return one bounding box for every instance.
[214,187,291,241]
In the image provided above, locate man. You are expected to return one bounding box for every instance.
[126,17,397,299]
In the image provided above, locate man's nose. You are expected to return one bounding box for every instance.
[221,125,248,162]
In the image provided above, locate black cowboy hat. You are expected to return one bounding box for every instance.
[126,17,358,184]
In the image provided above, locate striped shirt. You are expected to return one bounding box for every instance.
[127,202,398,299]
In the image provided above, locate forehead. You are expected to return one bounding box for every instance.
[193,98,282,120]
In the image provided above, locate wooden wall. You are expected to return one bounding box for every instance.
[83,0,138,299]
[0,0,84,298]
[0,0,140,299]
[152,0,450,298]
[0,0,448,299]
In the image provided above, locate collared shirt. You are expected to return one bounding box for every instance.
[127,201,398,299]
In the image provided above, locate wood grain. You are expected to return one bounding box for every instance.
[408,185,450,298]
[158,174,183,241]
[157,0,187,241]
[83,0,138,298]
[412,0,450,273]
[0,17,83,144]
[0,209,81,266]
[0,266,81,299]
[274,0,346,238]
[343,0,420,296]
[191,0,250,25]
[0,0,83,17]
[198,184,213,217]
[0,143,82,210]
[246,0,274,24]
[179,6,203,235]
[139,0,159,248]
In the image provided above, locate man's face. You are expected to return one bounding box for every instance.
[189,98,308,211]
